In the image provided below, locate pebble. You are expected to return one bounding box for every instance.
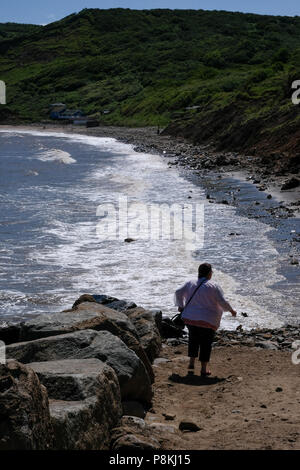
[153,358,171,365]
[213,325,299,351]
[163,413,176,421]
[179,421,201,432]
[149,423,176,433]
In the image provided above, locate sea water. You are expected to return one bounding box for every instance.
[0,129,298,329]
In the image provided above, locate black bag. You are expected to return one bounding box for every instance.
[171,312,185,329]
[172,278,206,329]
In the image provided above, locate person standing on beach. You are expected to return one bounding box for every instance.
[174,263,237,376]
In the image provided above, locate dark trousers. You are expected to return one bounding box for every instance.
[187,325,215,362]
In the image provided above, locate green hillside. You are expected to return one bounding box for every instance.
[0,23,40,41]
[1,8,300,156]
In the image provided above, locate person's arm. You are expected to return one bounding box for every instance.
[215,285,237,316]
[174,283,188,311]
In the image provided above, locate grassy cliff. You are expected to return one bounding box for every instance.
[1,8,300,157]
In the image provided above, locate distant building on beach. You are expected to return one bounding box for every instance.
[49,103,85,120]
[49,103,99,127]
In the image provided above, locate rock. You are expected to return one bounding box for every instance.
[20,301,138,342]
[7,329,153,403]
[179,421,200,432]
[153,357,171,365]
[28,358,120,402]
[72,293,99,309]
[267,194,272,199]
[73,295,162,363]
[241,312,248,317]
[122,307,162,363]
[112,433,159,450]
[18,302,154,384]
[149,423,177,433]
[73,294,137,312]
[50,398,113,450]
[0,323,21,345]
[0,360,53,450]
[122,401,146,419]
[276,387,283,392]
[166,338,182,346]
[110,415,160,450]
[44,359,122,450]
[262,333,273,339]
[281,178,300,191]
[163,413,176,421]
[255,341,278,350]
[121,415,146,430]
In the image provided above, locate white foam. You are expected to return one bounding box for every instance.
[36,148,76,164]
[0,129,136,155]
[1,128,297,328]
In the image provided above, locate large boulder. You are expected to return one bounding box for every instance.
[29,358,121,401]
[29,358,122,450]
[50,398,113,450]
[73,294,137,312]
[281,177,300,190]
[0,323,21,345]
[6,329,153,403]
[122,307,162,363]
[0,360,53,450]
[19,302,138,341]
[18,301,154,383]
[73,294,162,363]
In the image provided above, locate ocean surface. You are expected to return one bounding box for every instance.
[0,129,299,329]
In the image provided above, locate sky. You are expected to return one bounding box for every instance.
[1,0,300,25]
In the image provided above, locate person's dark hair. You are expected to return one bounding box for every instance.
[198,263,212,278]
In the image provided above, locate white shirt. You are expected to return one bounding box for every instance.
[174,277,232,330]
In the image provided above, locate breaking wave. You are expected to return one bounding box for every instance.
[37,148,76,164]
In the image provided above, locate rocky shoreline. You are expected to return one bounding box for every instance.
[43,123,299,214]
[0,294,162,450]
[0,292,299,450]
[0,124,299,449]
[1,124,299,210]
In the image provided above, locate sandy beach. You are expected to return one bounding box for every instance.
[146,342,300,450]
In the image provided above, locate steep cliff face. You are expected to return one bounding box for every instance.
[163,98,300,168]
